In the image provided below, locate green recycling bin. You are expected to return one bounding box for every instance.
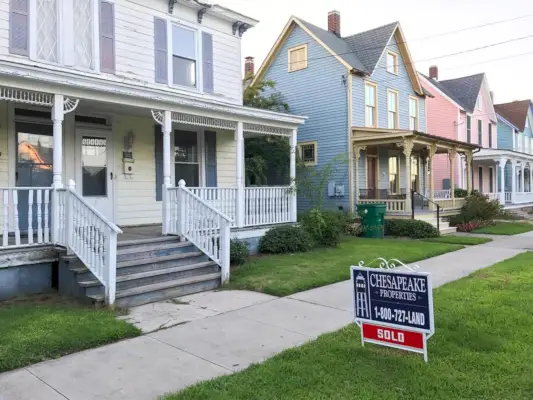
[357,203,386,238]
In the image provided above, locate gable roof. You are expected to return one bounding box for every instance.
[252,16,424,95]
[419,72,465,110]
[494,100,532,131]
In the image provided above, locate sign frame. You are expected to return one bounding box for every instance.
[351,264,434,362]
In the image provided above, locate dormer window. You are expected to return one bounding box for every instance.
[288,45,307,72]
[476,95,482,111]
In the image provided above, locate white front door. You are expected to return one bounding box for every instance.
[75,128,115,222]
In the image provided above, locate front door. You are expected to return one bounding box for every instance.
[76,129,114,222]
[367,156,378,198]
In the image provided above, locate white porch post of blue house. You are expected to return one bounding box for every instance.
[235,122,245,227]
[162,110,173,234]
[511,159,517,204]
[290,129,297,222]
[498,157,507,205]
[520,163,525,194]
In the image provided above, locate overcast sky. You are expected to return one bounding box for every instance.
[217,0,533,104]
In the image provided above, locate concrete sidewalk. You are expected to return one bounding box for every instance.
[1,234,530,400]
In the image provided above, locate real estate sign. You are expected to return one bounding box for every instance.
[351,265,434,362]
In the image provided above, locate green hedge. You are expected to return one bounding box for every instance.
[259,225,314,254]
[230,240,250,265]
[384,219,439,239]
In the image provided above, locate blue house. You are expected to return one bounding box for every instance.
[252,11,478,223]
[474,100,533,206]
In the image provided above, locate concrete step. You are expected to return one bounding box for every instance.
[79,261,219,294]
[440,227,457,235]
[89,272,222,308]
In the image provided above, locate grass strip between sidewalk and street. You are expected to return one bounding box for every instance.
[225,237,462,296]
[0,295,140,373]
[472,221,533,235]
[422,235,492,246]
[166,251,533,400]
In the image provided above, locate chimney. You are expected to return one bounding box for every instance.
[244,56,255,77]
[328,10,341,37]
[429,65,438,80]
[490,91,495,103]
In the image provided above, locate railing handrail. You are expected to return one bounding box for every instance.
[176,185,234,224]
[67,188,123,234]
[412,190,441,210]
[0,186,52,190]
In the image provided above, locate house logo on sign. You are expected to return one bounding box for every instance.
[355,273,370,319]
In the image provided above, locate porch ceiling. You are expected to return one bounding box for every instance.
[352,127,480,153]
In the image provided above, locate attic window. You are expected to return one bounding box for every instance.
[476,95,482,111]
[386,51,398,75]
[288,45,307,72]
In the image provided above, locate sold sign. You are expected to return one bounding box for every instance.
[362,323,424,351]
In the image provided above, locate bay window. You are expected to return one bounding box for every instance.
[172,25,197,88]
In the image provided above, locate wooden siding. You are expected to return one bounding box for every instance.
[262,25,350,211]
[0,0,243,105]
[216,130,236,188]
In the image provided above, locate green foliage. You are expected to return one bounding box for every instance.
[243,77,289,112]
[384,219,439,239]
[300,209,345,247]
[245,136,290,186]
[296,154,347,210]
[259,225,314,254]
[454,188,468,198]
[230,240,250,265]
[450,192,503,226]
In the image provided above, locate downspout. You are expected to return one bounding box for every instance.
[346,72,354,212]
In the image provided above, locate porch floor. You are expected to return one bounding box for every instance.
[119,225,164,242]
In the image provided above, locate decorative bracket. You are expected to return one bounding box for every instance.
[197,7,207,23]
[63,97,79,114]
[232,21,249,37]
[448,147,457,162]
[353,144,367,161]
[168,0,177,13]
[151,110,164,125]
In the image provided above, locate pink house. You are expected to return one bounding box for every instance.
[420,67,498,193]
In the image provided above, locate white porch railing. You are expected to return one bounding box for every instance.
[505,192,512,203]
[514,192,533,204]
[0,187,52,247]
[244,187,292,226]
[358,199,406,212]
[62,182,122,305]
[167,181,231,283]
[188,187,238,225]
[486,193,500,201]
[433,189,451,199]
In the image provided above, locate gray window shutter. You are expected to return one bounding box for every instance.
[10,0,29,55]
[154,18,168,84]
[99,1,115,73]
[154,125,163,201]
[205,131,217,187]
[202,32,214,93]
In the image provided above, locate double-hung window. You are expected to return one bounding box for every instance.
[365,82,377,128]
[476,95,482,111]
[10,0,114,72]
[488,123,493,148]
[386,51,398,75]
[288,45,307,72]
[388,156,399,193]
[387,90,398,129]
[409,96,419,131]
[172,25,197,88]
[411,156,419,191]
[478,119,483,145]
[466,115,472,143]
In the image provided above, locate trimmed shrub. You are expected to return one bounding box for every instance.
[230,240,249,265]
[450,192,503,226]
[384,219,439,239]
[259,225,314,254]
[454,188,468,198]
[456,220,483,232]
[300,209,344,247]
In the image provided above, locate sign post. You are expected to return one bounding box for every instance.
[351,261,434,362]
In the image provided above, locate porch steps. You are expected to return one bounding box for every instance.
[59,236,221,308]
[416,215,457,235]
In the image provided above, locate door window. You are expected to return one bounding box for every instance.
[82,136,108,196]
[175,131,199,186]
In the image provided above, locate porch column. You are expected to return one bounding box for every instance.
[235,122,245,227]
[52,94,64,188]
[354,144,366,204]
[289,129,297,222]
[511,159,517,204]
[427,144,437,210]
[498,158,507,205]
[449,148,456,207]
[465,150,473,194]
[402,138,414,213]
[529,166,533,192]
[520,163,525,193]
[161,111,172,235]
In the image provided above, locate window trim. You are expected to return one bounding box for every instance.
[408,95,419,131]
[170,22,200,91]
[287,44,308,72]
[476,95,482,111]
[466,114,472,143]
[477,119,482,145]
[298,141,318,166]
[386,50,399,75]
[488,123,492,148]
[364,81,378,128]
[387,89,399,129]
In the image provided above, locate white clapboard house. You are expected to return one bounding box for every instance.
[0,0,305,306]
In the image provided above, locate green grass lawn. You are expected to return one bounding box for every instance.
[166,252,533,400]
[225,237,462,296]
[473,221,533,235]
[0,295,140,373]
[423,235,492,245]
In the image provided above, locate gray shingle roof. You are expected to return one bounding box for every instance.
[296,18,368,73]
[436,74,485,113]
[343,21,399,73]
